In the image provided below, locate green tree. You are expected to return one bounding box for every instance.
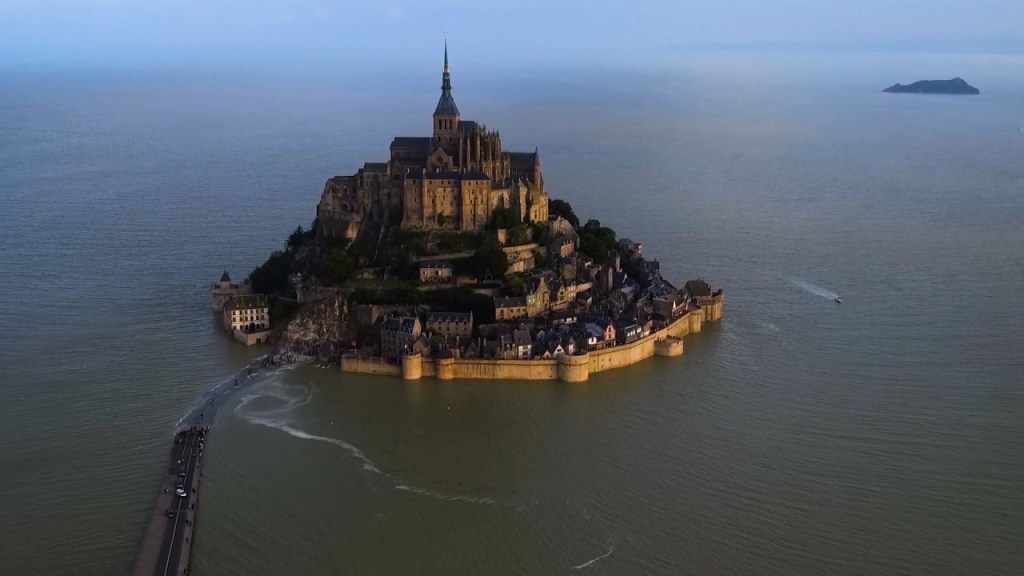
[471,235,509,279]
[286,225,312,251]
[582,219,617,251]
[319,237,354,286]
[506,276,525,296]
[531,222,553,246]
[270,298,300,325]
[488,207,520,230]
[579,233,608,265]
[533,249,548,269]
[549,199,580,228]
[249,250,294,295]
[508,223,533,245]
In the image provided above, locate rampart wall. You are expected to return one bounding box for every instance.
[340,293,724,382]
[339,355,401,376]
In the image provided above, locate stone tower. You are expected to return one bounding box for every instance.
[433,40,460,146]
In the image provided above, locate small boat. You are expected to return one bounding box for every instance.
[834,296,843,304]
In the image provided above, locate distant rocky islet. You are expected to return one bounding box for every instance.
[883,77,980,94]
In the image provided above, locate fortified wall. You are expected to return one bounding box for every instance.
[339,294,724,382]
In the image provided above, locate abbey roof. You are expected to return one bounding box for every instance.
[390,136,431,149]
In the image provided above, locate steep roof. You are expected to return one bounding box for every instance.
[390,136,431,150]
[428,311,473,324]
[435,91,460,117]
[220,270,231,282]
[508,152,538,168]
[382,316,420,334]
[494,296,527,308]
[684,279,712,298]
[225,293,268,311]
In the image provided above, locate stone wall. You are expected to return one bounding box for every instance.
[588,312,691,373]
[340,293,723,382]
[232,329,272,346]
[340,355,401,376]
[451,358,559,380]
[339,291,724,381]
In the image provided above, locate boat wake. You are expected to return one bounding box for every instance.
[394,483,498,505]
[572,540,616,570]
[234,379,499,506]
[789,279,840,302]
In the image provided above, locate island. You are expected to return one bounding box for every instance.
[883,77,979,95]
[226,42,723,382]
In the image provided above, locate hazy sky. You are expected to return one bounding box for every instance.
[1,0,1020,71]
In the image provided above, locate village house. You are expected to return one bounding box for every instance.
[380,315,422,361]
[617,238,643,258]
[549,236,575,259]
[512,328,532,359]
[419,260,453,284]
[684,279,713,300]
[582,319,616,350]
[637,258,661,281]
[551,308,578,326]
[596,319,616,344]
[426,311,473,339]
[646,277,677,299]
[494,296,528,321]
[538,340,565,359]
[428,333,463,358]
[222,294,269,332]
[653,292,688,320]
[550,280,591,310]
[554,256,577,281]
[582,324,603,350]
[222,293,271,346]
[524,275,550,317]
[616,322,643,345]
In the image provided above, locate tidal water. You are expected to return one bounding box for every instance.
[1,53,1023,575]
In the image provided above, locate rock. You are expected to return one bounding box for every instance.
[275,294,353,358]
[883,77,980,94]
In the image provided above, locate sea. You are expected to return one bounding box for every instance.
[1,52,1022,575]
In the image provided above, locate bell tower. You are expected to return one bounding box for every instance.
[433,37,460,145]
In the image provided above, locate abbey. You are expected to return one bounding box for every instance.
[316,44,549,240]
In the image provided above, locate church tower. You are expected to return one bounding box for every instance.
[433,40,460,145]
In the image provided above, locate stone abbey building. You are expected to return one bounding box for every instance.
[317,44,549,239]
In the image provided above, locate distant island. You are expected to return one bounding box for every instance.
[883,77,979,95]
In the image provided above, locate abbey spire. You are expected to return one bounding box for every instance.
[433,38,460,138]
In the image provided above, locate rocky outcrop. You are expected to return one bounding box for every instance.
[275,293,353,358]
[883,77,979,94]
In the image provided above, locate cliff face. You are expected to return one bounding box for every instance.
[276,294,353,358]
